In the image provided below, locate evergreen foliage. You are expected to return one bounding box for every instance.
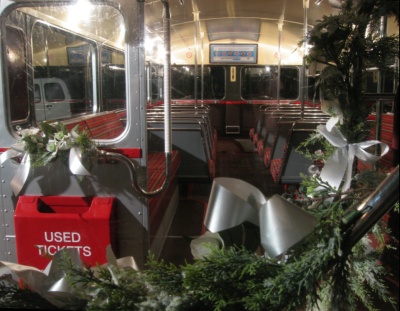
[22,191,393,311]
[305,0,399,142]
[0,282,58,310]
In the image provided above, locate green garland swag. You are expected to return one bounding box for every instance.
[1,178,397,310]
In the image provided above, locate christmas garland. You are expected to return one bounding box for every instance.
[0,172,397,310]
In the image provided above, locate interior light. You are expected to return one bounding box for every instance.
[67,0,93,27]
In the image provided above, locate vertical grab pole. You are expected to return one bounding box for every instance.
[201,31,205,106]
[374,16,387,166]
[301,0,309,118]
[193,11,200,109]
[104,0,171,196]
[162,0,172,175]
[277,15,284,108]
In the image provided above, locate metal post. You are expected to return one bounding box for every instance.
[193,11,200,109]
[277,17,283,108]
[301,0,309,118]
[344,166,399,252]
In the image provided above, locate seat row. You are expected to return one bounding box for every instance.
[360,113,395,169]
[147,103,217,181]
[250,104,329,184]
[61,110,182,257]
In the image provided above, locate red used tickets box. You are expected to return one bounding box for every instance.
[14,196,115,270]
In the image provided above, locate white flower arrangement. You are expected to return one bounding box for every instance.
[17,122,98,168]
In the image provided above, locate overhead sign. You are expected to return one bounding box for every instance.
[210,44,258,64]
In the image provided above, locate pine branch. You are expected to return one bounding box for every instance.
[0,282,58,310]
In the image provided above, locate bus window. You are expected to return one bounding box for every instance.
[34,78,71,121]
[5,25,29,123]
[366,68,396,113]
[150,64,164,102]
[32,23,94,119]
[101,46,126,111]
[34,84,41,103]
[44,82,66,101]
[241,66,299,100]
[4,3,126,128]
[171,65,225,100]
[366,68,396,94]
[307,76,317,102]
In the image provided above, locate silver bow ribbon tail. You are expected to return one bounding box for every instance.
[204,177,266,232]
[0,147,30,196]
[0,246,138,309]
[0,248,84,309]
[204,177,317,258]
[0,146,91,196]
[317,125,389,192]
[69,147,91,175]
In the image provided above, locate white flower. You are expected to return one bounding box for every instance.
[55,131,66,140]
[19,128,40,137]
[46,141,57,154]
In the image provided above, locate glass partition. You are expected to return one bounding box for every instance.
[241,66,299,100]
[171,65,225,100]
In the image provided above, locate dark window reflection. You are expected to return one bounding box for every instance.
[171,65,225,100]
[241,66,299,100]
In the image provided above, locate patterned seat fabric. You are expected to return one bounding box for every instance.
[263,147,272,167]
[270,158,283,183]
[257,139,265,156]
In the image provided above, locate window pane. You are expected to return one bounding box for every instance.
[4,4,126,130]
[34,84,41,103]
[44,83,66,101]
[241,66,299,100]
[32,24,93,118]
[171,65,225,100]
[102,49,126,111]
[5,25,29,122]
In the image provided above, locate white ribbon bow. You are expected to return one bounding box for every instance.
[317,124,389,192]
[321,99,344,132]
[204,178,317,258]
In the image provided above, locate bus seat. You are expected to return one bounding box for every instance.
[148,119,214,181]
[63,120,90,133]
[61,111,125,139]
[148,150,181,239]
[263,114,329,167]
[270,119,328,184]
[84,112,125,139]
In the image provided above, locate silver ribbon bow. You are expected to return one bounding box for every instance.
[317,124,389,191]
[0,145,91,196]
[204,177,317,258]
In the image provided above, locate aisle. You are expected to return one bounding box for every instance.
[215,138,285,197]
[159,137,286,265]
[159,198,207,265]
